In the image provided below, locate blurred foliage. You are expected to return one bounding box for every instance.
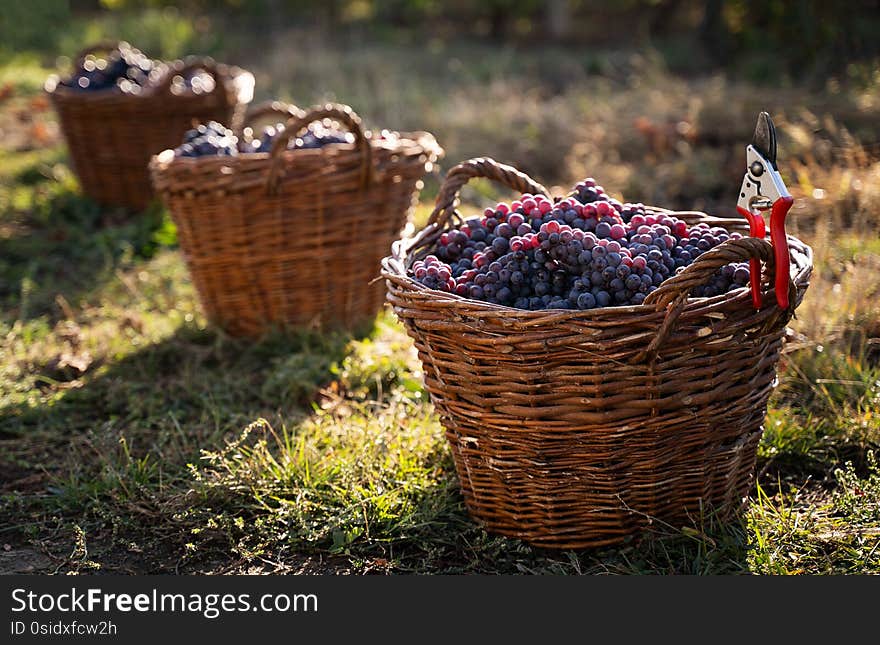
[0,0,70,53]
[710,0,880,79]
[2,1,877,80]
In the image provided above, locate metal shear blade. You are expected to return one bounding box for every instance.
[753,111,777,169]
[738,113,789,214]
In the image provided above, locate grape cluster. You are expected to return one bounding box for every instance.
[174,122,239,158]
[242,121,355,153]
[410,179,750,310]
[59,43,218,97]
[692,262,751,298]
[572,177,612,206]
[167,70,216,96]
[60,43,158,94]
[175,118,355,158]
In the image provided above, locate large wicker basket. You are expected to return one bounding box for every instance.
[381,158,812,549]
[47,42,254,211]
[151,102,443,336]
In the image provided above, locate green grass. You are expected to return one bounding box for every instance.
[1,29,879,574]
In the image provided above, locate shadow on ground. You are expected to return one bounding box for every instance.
[0,321,359,572]
[0,178,173,325]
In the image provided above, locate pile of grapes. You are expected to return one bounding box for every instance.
[58,43,214,96]
[173,120,355,158]
[174,122,239,158]
[411,178,750,310]
[241,121,354,153]
[59,43,157,93]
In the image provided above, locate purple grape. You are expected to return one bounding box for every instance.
[410,183,737,310]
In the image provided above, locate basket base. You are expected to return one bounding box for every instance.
[448,424,763,550]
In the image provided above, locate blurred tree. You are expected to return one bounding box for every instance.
[545,0,570,38]
[719,0,880,75]
[5,0,877,77]
[700,0,730,63]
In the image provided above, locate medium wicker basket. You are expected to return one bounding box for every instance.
[150,102,443,336]
[47,42,254,211]
[382,158,812,549]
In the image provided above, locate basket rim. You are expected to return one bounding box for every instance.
[45,65,255,104]
[149,129,442,171]
[381,210,813,321]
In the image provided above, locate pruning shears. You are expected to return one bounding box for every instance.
[736,112,793,309]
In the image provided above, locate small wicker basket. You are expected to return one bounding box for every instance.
[151,102,443,336]
[47,42,254,211]
[382,157,812,549]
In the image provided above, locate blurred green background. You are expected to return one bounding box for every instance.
[3,0,879,211]
[3,0,880,81]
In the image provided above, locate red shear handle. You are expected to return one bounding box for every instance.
[769,196,793,309]
[736,205,766,309]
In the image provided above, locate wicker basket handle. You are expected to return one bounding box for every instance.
[241,100,304,130]
[238,101,305,142]
[265,103,372,195]
[151,58,229,100]
[427,158,551,229]
[74,41,126,66]
[638,236,795,362]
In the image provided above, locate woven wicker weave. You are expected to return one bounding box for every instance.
[47,42,254,211]
[151,102,442,336]
[382,157,812,549]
